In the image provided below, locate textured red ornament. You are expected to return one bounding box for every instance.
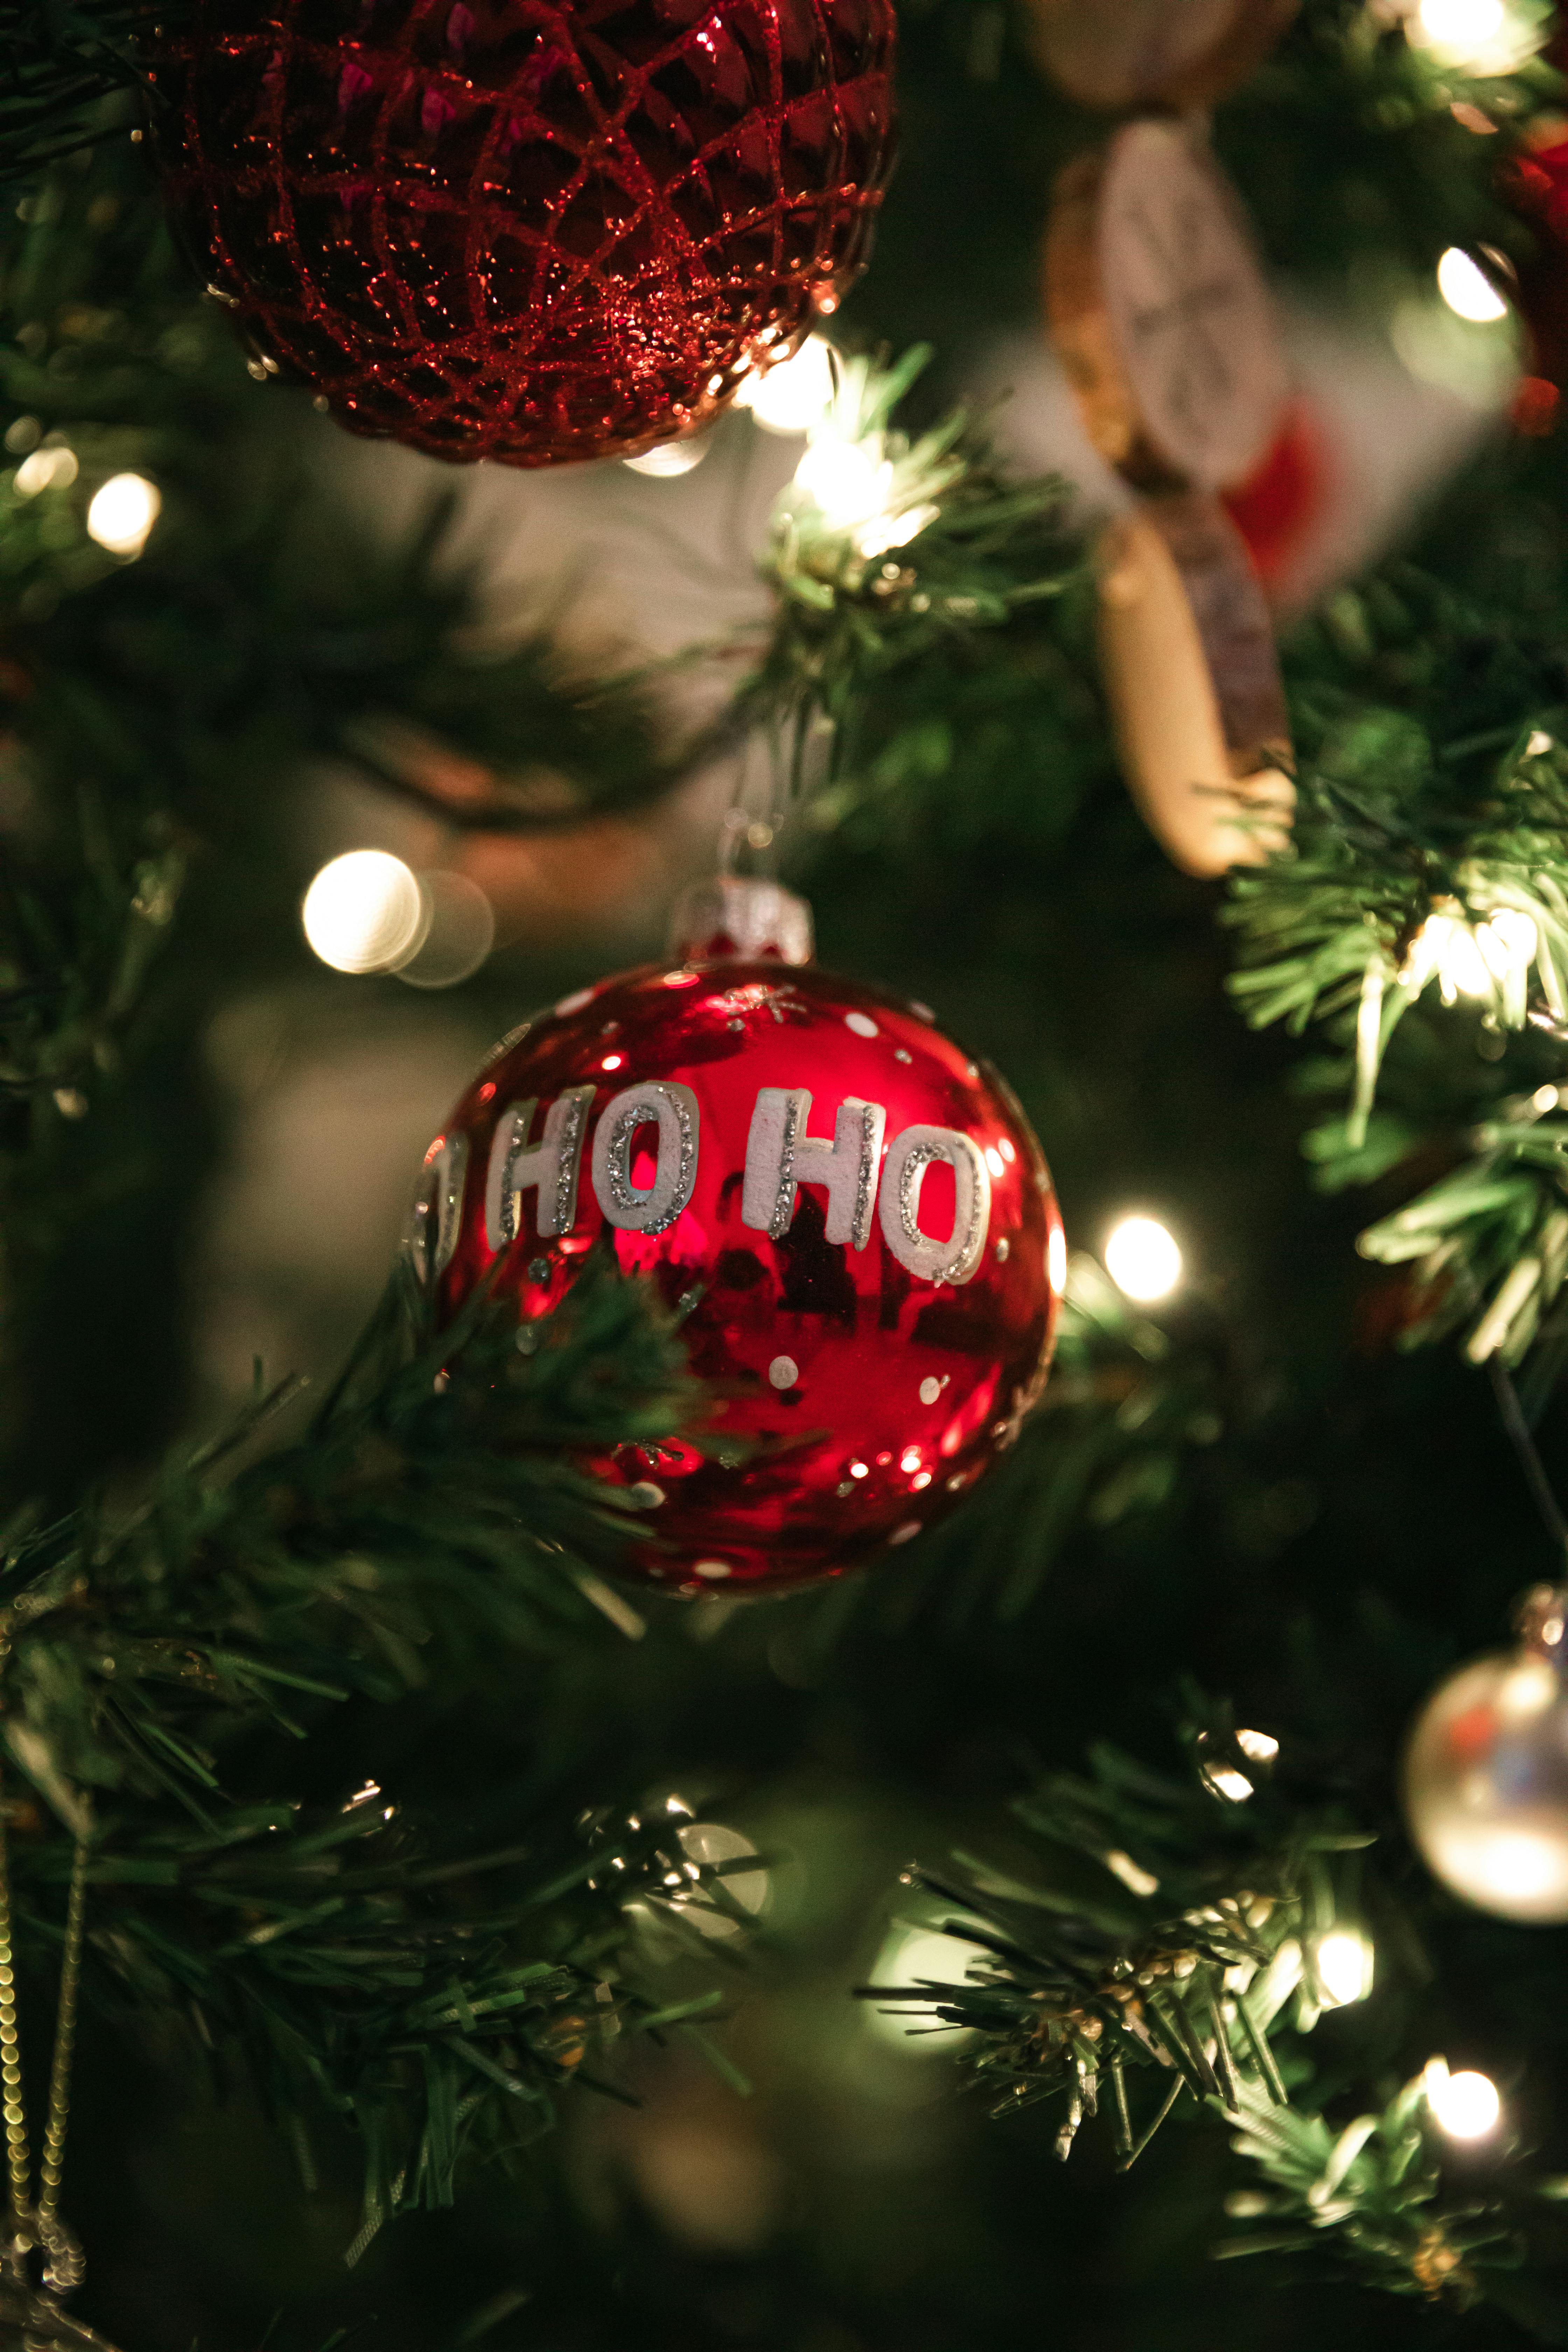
[411,954,1063,1593]
[149,0,897,466]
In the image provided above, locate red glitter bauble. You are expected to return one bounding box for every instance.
[149,0,897,466]
[408,944,1064,1593]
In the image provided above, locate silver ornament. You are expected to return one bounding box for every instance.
[1404,1585,1568,1921]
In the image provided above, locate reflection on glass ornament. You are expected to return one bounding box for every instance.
[1404,1586,1568,1920]
[405,875,1064,1594]
[85,472,160,555]
[623,433,713,479]
[1104,1213,1183,1302]
[735,335,837,435]
[1437,247,1509,325]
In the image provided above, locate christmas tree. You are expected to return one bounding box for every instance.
[12,0,1568,2344]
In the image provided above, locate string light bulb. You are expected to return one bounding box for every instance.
[302,850,427,975]
[1423,2057,1502,2140]
[86,472,161,556]
[1418,0,1504,50]
[1409,0,1539,69]
[302,852,494,986]
[1315,1928,1375,2009]
[1104,1214,1183,1303]
[1437,246,1508,324]
[1400,901,1538,1005]
[866,1920,987,2050]
[790,432,940,559]
[735,334,836,435]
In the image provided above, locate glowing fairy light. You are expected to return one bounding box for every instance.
[1409,0,1543,70]
[1437,247,1508,324]
[12,446,77,497]
[669,1821,769,1941]
[1104,1214,1183,1303]
[1400,902,1537,1004]
[790,432,940,560]
[302,850,427,975]
[866,1920,988,2050]
[1423,2057,1502,2140]
[1315,1929,1375,2009]
[1418,0,1504,50]
[793,434,896,531]
[86,472,161,555]
[735,334,837,434]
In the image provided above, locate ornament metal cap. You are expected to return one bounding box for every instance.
[667,875,814,967]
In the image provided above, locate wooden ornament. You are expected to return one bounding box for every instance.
[1046,118,1289,495]
[1096,493,1294,877]
[1023,0,1298,112]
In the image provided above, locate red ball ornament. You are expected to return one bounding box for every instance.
[149,0,897,466]
[408,881,1064,1593]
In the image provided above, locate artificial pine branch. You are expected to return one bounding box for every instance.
[859,1704,1553,2314]
[0,1254,731,2232]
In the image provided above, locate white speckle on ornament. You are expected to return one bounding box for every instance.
[837,1480,854,1497]
[984,1147,1005,1178]
[662,970,701,987]
[995,1237,1011,1264]
[967,1062,979,1078]
[692,1559,733,1581]
[899,1448,922,1473]
[1048,1226,1068,1292]
[911,1470,933,1491]
[895,1048,912,1064]
[910,1001,935,1021]
[998,1138,1016,1163]
[919,1377,942,1405]
[848,1460,869,1479]
[555,987,595,1016]
[845,1011,879,1038]
[601,1053,623,1071]
[768,1355,799,1390]
[628,1483,666,1508]
[889,1522,922,1546]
